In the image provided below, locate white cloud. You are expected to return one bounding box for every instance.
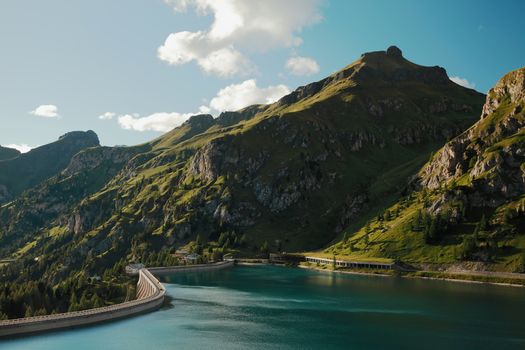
[98,112,116,120]
[159,0,323,77]
[198,105,211,114]
[209,79,290,112]
[4,144,32,153]
[115,79,290,132]
[30,104,59,118]
[118,112,194,132]
[450,76,476,89]
[198,47,255,77]
[286,56,320,76]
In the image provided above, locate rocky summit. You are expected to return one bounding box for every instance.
[0,47,486,284]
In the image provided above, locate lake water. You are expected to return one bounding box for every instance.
[2,265,525,350]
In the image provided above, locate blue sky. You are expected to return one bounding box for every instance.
[1,0,524,150]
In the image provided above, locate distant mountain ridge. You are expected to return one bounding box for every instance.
[0,130,99,203]
[0,146,20,161]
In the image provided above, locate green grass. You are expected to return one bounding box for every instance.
[408,271,525,286]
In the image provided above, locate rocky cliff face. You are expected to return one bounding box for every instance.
[421,67,525,210]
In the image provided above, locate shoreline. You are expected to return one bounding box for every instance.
[254,262,525,288]
[402,274,525,288]
[297,264,392,278]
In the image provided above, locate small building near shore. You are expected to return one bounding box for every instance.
[269,253,306,264]
[184,253,200,264]
[125,263,145,275]
[174,249,189,258]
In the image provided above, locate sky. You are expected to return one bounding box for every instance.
[1,0,524,151]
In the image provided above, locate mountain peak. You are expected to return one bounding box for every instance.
[386,45,403,58]
[360,45,404,61]
[58,130,99,144]
[184,114,214,127]
[273,46,460,110]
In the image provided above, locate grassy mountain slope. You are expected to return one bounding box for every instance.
[0,46,485,284]
[325,66,525,272]
[0,146,20,161]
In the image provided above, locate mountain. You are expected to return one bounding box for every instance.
[327,66,525,272]
[0,146,20,161]
[0,46,485,284]
[0,130,100,203]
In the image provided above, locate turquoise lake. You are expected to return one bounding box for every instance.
[2,265,525,349]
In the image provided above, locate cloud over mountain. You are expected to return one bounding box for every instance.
[159,0,323,77]
[30,105,60,118]
[286,56,320,76]
[116,79,290,132]
[450,76,476,89]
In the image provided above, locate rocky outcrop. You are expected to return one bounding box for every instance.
[482,67,525,119]
[188,137,267,182]
[421,66,525,209]
[63,146,138,176]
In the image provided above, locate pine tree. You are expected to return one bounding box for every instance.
[260,241,269,258]
[92,293,103,308]
[460,236,477,260]
[413,210,423,231]
[503,208,512,225]
[79,292,90,310]
[218,232,228,247]
[68,291,78,312]
[24,305,33,318]
[478,214,487,232]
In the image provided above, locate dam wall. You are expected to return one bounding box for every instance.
[0,261,235,338]
[0,269,165,338]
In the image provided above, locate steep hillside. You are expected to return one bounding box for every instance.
[0,146,20,161]
[0,46,485,285]
[327,66,525,272]
[0,131,100,203]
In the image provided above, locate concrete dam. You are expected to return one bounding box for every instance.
[0,261,234,338]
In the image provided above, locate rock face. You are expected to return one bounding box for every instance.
[386,45,403,58]
[421,66,525,209]
[482,68,525,119]
[63,146,138,176]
